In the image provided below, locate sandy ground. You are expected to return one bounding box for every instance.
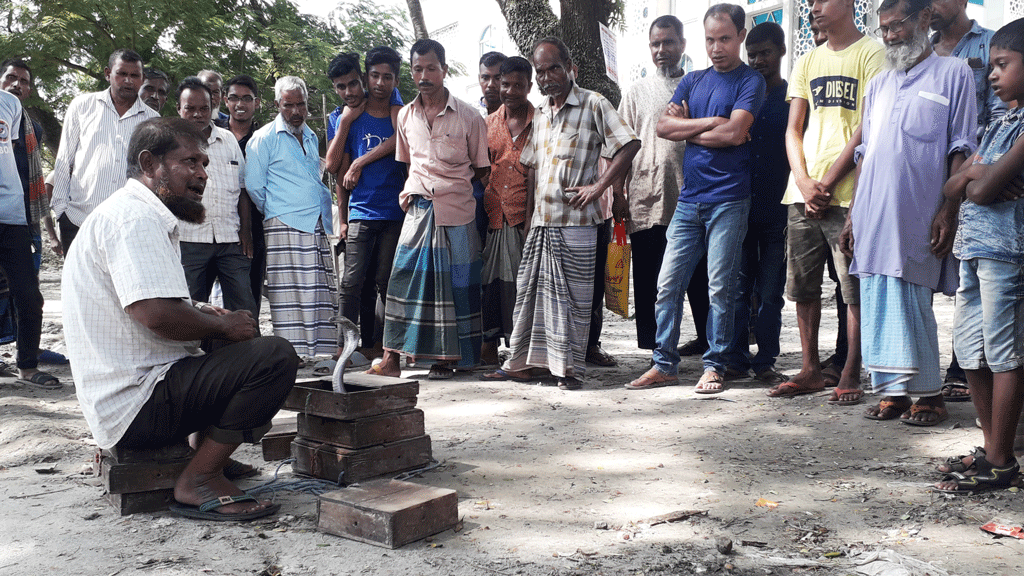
[1,254,1023,576]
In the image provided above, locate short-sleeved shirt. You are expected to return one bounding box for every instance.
[396,90,489,227]
[484,104,534,229]
[671,63,766,204]
[245,115,332,234]
[62,179,200,449]
[327,88,404,142]
[954,107,1024,266]
[852,53,977,295]
[519,84,638,228]
[932,21,1007,134]
[617,69,686,234]
[50,90,160,225]
[783,35,885,207]
[749,82,790,224]
[344,111,405,222]
[0,91,25,226]
[179,125,247,244]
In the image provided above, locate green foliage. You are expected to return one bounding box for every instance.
[0,0,413,149]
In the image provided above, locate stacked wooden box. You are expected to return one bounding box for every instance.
[97,441,192,515]
[281,373,432,484]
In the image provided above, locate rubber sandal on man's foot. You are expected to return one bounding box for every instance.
[169,495,280,522]
[864,397,912,420]
[695,370,725,395]
[625,368,678,390]
[900,403,949,427]
[827,388,864,406]
[766,380,824,398]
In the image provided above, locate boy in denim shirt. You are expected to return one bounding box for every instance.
[939,18,1024,493]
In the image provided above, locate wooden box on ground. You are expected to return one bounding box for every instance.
[98,441,192,515]
[262,417,298,461]
[291,435,432,484]
[297,409,424,449]
[318,479,457,548]
[282,375,418,420]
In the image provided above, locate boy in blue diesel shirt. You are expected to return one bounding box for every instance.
[938,18,1024,493]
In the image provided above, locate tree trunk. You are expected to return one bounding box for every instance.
[406,0,429,39]
[494,0,620,106]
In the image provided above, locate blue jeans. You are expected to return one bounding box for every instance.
[727,217,787,372]
[653,198,749,374]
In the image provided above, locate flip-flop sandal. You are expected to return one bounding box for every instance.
[312,359,337,376]
[766,380,825,398]
[827,387,865,406]
[16,371,61,390]
[936,456,1021,495]
[900,403,949,427]
[753,368,788,385]
[937,446,985,474]
[482,369,535,383]
[940,382,972,402]
[0,361,15,378]
[169,495,280,522]
[557,377,582,390]
[864,397,913,420]
[427,365,454,380]
[695,370,726,395]
[625,368,679,390]
[821,365,842,387]
[38,350,69,365]
[364,363,399,377]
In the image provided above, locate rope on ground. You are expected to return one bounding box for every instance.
[246,459,339,498]
[245,458,443,499]
[392,459,441,481]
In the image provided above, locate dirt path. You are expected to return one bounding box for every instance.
[1,259,1021,575]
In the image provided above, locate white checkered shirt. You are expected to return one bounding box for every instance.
[179,125,247,243]
[50,90,159,225]
[63,179,201,449]
[519,84,638,228]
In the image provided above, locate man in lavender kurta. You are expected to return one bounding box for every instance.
[840,0,977,426]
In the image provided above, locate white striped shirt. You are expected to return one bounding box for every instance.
[50,90,159,225]
[179,125,247,243]
[63,179,200,449]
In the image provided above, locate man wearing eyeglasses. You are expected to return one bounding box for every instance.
[768,0,884,404]
[218,75,266,314]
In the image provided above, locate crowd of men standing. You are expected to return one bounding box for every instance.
[1,0,1023,515]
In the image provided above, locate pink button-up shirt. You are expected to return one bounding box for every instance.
[396,90,489,226]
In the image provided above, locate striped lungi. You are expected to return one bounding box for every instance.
[504,226,596,379]
[264,217,339,357]
[860,273,940,396]
[383,196,482,368]
[481,222,526,345]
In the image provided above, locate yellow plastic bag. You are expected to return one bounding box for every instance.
[605,222,630,318]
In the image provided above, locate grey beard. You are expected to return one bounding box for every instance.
[885,30,930,71]
[286,122,305,137]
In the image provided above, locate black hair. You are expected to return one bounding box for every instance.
[224,74,259,96]
[992,18,1024,57]
[327,52,362,80]
[531,36,572,65]
[175,76,212,103]
[108,49,143,70]
[499,56,533,81]
[365,46,402,77]
[480,51,507,68]
[144,68,169,82]
[1,58,32,83]
[746,21,785,50]
[650,15,684,40]
[410,39,446,67]
[704,3,746,33]
[878,0,932,15]
[127,118,206,178]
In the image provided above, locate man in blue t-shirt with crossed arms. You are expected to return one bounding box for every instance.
[627,3,765,394]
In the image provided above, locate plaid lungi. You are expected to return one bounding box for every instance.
[481,222,526,345]
[383,196,482,368]
[504,226,596,379]
[264,217,338,357]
